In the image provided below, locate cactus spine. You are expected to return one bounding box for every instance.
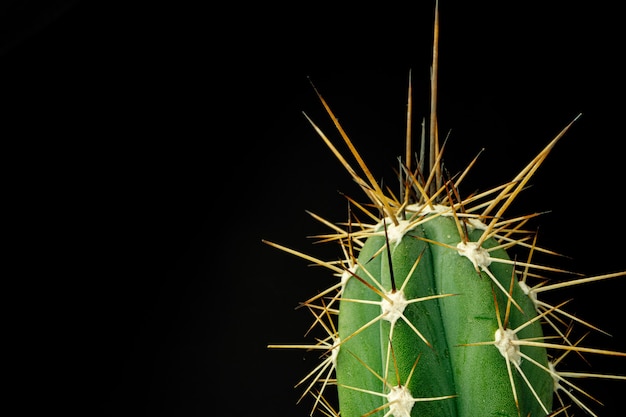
[265,3,626,416]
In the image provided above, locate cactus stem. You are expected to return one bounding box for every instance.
[462,282,568,414]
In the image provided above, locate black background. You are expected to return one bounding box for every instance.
[3,1,625,416]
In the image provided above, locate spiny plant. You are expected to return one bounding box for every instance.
[265,4,626,417]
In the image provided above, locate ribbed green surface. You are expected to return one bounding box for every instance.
[336,213,553,417]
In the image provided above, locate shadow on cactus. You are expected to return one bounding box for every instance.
[264,4,626,417]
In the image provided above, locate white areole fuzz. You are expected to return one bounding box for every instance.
[495,327,522,365]
[387,385,416,417]
[456,241,492,271]
[381,289,409,326]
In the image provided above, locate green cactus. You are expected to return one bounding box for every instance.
[265,4,626,416]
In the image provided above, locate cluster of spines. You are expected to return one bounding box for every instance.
[265,5,626,416]
[265,95,626,416]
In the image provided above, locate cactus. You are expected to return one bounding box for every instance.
[265,4,626,416]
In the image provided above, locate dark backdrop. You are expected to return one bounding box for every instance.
[3,1,624,415]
